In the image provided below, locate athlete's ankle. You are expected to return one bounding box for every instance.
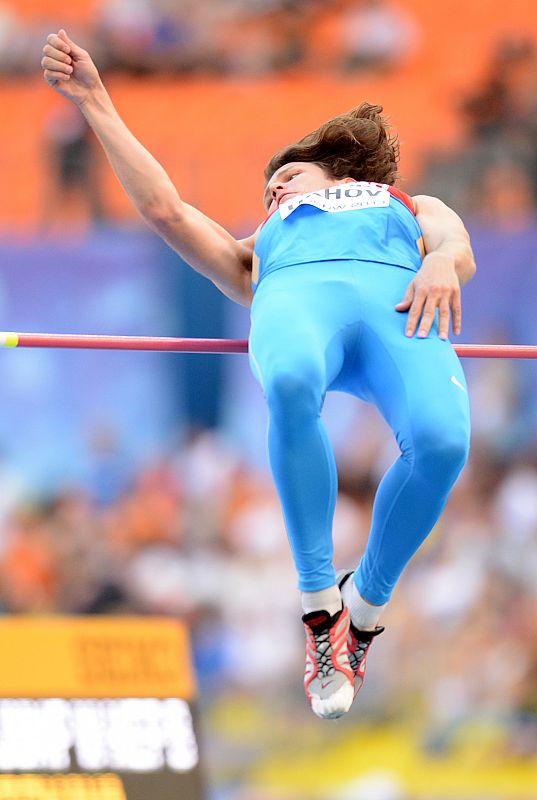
[301,585,342,617]
[340,573,386,631]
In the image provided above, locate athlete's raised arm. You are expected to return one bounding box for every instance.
[396,194,476,340]
[41,29,254,306]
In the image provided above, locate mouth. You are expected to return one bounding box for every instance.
[277,192,295,206]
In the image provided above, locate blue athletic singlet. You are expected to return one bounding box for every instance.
[248,181,471,604]
[252,181,424,288]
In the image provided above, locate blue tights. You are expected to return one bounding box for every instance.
[249,261,471,605]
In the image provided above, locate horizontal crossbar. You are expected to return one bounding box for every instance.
[0,333,536,359]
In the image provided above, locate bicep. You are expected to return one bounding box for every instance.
[413,194,469,252]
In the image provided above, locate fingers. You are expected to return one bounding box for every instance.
[41,54,73,75]
[46,33,71,55]
[42,37,73,75]
[395,284,414,312]
[451,291,462,336]
[417,285,450,338]
[404,286,426,337]
[405,287,462,340]
[58,28,85,58]
[437,296,451,340]
[46,30,86,63]
[43,43,71,64]
[44,69,71,83]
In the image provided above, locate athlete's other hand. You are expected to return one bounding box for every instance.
[395,252,461,340]
[42,30,100,106]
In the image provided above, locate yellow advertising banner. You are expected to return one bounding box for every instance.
[0,616,196,700]
[0,774,125,800]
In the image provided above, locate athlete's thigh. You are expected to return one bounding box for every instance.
[249,263,361,390]
[348,263,470,439]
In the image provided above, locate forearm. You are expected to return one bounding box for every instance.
[79,82,182,221]
[414,194,476,286]
[42,29,256,305]
[426,232,476,286]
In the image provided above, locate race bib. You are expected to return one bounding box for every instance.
[279,182,390,220]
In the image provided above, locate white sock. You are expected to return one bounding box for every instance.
[341,575,386,631]
[301,586,342,617]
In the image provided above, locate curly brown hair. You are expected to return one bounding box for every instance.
[264,102,400,186]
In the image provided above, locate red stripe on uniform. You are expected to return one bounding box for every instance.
[259,208,278,230]
[388,186,415,215]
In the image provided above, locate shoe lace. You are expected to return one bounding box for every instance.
[348,638,368,673]
[310,628,336,678]
[348,626,383,673]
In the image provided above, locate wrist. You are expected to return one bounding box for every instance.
[77,79,108,114]
[422,251,457,274]
[423,250,454,264]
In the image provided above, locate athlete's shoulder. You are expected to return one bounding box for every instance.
[412,194,465,220]
[388,186,415,215]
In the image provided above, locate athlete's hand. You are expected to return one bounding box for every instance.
[42,29,100,106]
[395,252,462,340]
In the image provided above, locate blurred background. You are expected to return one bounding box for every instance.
[1,0,537,798]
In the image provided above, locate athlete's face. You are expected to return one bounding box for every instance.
[264,162,352,214]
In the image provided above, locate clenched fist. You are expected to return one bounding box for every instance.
[42,29,100,106]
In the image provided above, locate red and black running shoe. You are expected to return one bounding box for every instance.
[302,606,355,719]
[337,570,384,695]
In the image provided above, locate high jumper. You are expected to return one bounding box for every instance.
[42,29,475,720]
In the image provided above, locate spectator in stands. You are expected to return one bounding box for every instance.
[0,2,21,73]
[338,0,419,73]
[463,37,537,143]
[462,36,537,194]
[149,1,211,74]
[1,425,536,763]
[96,0,157,74]
[420,36,537,217]
[468,159,537,232]
[42,104,105,228]
[212,2,312,76]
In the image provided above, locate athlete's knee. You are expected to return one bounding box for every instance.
[264,362,324,420]
[411,419,470,477]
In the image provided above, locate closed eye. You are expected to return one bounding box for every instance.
[264,170,302,210]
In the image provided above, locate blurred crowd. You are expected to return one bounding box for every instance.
[0,0,419,77]
[1,358,537,753]
[420,35,537,225]
[33,23,537,234]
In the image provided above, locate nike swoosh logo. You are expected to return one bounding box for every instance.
[451,375,467,393]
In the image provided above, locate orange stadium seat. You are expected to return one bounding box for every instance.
[12,0,98,25]
[2,0,537,230]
